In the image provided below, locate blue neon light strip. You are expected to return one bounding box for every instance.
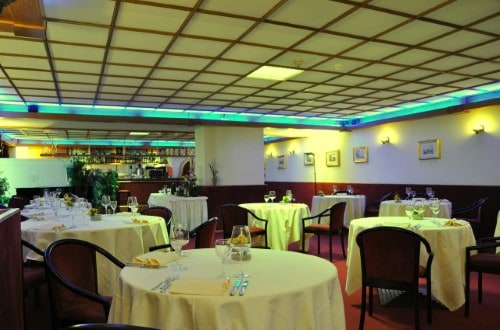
[1,83,499,146]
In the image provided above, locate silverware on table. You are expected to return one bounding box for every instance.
[230,278,242,296]
[239,280,249,296]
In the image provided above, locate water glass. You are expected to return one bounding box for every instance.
[230,225,251,278]
[214,239,231,279]
[110,200,117,214]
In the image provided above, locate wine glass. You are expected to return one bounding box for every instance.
[269,191,276,203]
[110,200,118,214]
[405,186,412,199]
[55,187,62,198]
[170,222,190,271]
[101,195,111,215]
[430,198,440,219]
[405,205,414,219]
[264,194,270,203]
[347,185,353,195]
[413,200,425,218]
[127,196,139,216]
[230,225,252,278]
[332,185,337,195]
[214,239,231,279]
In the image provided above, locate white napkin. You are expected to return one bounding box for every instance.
[169,278,231,296]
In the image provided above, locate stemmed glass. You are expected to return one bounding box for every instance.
[268,191,276,203]
[405,205,414,219]
[110,200,118,214]
[170,222,190,271]
[230,225,252,278]
[101,195,111,215]
[347,185,353,195]
[332,185,337,195]
[214,239,231,279]
[413,200,425,218]
[127,196,139,216]
[430,198,440,219]
[264,194,270,203]
[405,187,412,199]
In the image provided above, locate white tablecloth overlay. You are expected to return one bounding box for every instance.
[21,213,168,295]
[379,199,452,218]
[311,195,366,227]
[147,193,208,230]
[345,216,476,311]
[108,248,345,330]
[238,203,311,250]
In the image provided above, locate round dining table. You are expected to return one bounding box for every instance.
[147,193,208,230]
[21,212,169,295]
[238,202,311,250]
[345,216,476,311]
[108,248,345,330]
[311,194,366,227]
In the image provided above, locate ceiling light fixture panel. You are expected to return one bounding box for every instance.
[247,65,304,81]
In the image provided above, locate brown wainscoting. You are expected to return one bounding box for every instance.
[265,182,500,238]
[198,185,268,225]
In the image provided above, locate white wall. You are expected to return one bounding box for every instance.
[0,158,68,196]
[265,105,500,186]
[196,126,264,186]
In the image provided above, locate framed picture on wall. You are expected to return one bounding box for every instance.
[326,150,340,166]
[353,146,368,163]
[304,153,314,166]
[418,139,441,160]
[277,155,287,169]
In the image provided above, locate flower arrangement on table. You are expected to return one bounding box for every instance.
[281,195,292,203]
[63,193,74,207]
[87,208,99,216]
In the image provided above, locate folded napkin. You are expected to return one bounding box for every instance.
[444,219,462,227]
[132,251,178,268]
[132,218,149,224]
[169,278,231,296]
[51,224,67,231]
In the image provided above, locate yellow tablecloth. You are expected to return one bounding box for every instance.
[239,203,311,250]
[345,216,476,311]
[311,195,366,227]
[147,193,208,230]
[495,210,500,253]
[108,248,345,330]
[379,199,452,218]
[21,213,168,295]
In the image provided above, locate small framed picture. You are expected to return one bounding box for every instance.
[304,153,314,166]
[277,155,287,169]
[326,150,340,167]
[418,139,441,160]
[353,146,368,163]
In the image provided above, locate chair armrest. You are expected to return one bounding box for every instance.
[149,243,172,252]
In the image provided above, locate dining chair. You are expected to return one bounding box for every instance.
[465,236,500,317]
[21,239,46,307]
[333,190,351,195]
[452,197,488,238]
[189,216,218,248]
[301,202,346,261]
[44,238,125,329]
[220,204,268,248]
[356,226,434,330]
[364,192,394,217]
[8,195,29,209]
[140,206,173,234]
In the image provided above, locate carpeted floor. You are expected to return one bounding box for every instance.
[25,230,500,330]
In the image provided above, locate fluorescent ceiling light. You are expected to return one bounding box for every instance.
[247,65,304,81]
[129,132,149,136]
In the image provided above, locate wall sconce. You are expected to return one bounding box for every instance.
[380,137,390,144]
[267,152,273,158]
[289,150,295,155]
[473,125,485,134]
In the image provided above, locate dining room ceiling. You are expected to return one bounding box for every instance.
[0,0,499,146]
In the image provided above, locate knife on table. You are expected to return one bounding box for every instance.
[230,279,242,296]
[239,280,249,296]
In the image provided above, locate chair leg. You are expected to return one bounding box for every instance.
[465,269,471,317]
[301,232,306,253]
[317,234,321,257]
[478,272,483,303]
[340,229,346,258]
[427,278,432,324]
[359,285,367,330]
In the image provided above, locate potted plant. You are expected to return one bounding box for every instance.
[0,171,10,206]
[209,159,220,186]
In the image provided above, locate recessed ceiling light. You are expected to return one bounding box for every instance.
[247,65,304,81]
[129,132,149,136]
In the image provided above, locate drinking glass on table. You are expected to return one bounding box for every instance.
[127,196,139,216]
[101,195,111,215]
[110,200,117,214]
[170,221,190,271]
[405,186,412,199]
[214,239,231,279]
[269,191,276,203]
[264,194,270,203]
[230,225,252,278]
[332,185,337,195]
[429,198,440,219]
[405,205,414,219]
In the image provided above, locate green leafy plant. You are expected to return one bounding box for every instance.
[0,171,10,205]
[208,159,220,186]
